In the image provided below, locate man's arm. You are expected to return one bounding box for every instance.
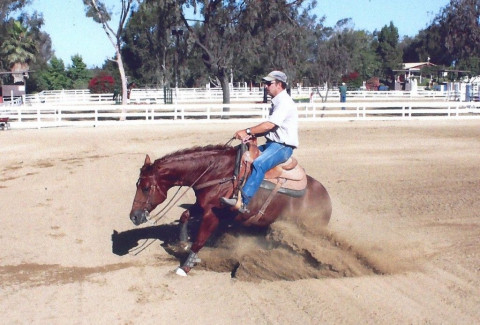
[235,121,276,140]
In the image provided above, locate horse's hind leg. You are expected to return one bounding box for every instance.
[179,209,191,242]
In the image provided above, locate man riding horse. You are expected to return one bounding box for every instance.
[128,70,333,276]
[220,70,298,213]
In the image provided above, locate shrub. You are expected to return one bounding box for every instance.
[88,73,115,93]
[341,71,362,88]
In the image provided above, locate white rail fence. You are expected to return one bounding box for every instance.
[3,87,477,106]
[1,101,479,129]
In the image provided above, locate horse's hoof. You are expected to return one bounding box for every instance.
[165,242,192,256]
[179,241,192,251]
[175,267,188,276]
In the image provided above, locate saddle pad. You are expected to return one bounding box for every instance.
[260,179,307,197]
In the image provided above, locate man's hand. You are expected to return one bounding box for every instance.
[234,129,248,141]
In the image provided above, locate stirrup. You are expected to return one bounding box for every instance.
[220,197,249,214]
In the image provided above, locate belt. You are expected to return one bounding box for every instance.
[266,140,296,150]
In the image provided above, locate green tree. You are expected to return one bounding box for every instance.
[401,22,452,66]
[178,0,312,105]
[374,22,402,85]
[436,0,480,75]
[22,12,54,92]
[38,56,71,90]
[121,0,181,87]
[67,55,91,89]
[401,0,479,76]
[0,1,33,72]
[1,11,53,91]
[300,18,378,94]
[0,20,37,81]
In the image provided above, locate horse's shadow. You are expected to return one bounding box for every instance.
[111,223,180,256]
[112,204,203,258]
[112,204,267,259]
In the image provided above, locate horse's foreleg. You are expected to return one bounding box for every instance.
[176,209,219,276]
[178,203,203,244]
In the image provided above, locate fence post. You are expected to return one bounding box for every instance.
[37,106,41,129]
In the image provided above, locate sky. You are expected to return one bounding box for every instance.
[25,0,451,68]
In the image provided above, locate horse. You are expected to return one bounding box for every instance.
[129,143,332,276]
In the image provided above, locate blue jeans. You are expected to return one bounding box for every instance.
[241,142,293,206]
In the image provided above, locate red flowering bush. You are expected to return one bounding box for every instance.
[341,71,362,89]
[88,73,115,93]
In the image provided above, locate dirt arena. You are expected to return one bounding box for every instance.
[1,119,479,324]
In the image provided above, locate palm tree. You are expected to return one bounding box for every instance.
[0,20,37,83]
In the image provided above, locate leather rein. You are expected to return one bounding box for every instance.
[139,160,235,225]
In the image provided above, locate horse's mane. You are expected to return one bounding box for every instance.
[155,144,234,164]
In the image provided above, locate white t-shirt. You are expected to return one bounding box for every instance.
[266,89,299,148]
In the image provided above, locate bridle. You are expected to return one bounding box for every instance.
[129,148,237,256]
[134,175,167,214]
[133,161,218,224]
[129,162,217,256]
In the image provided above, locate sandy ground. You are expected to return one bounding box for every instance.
[1,119,479,324]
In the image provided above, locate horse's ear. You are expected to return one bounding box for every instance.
[144,154,151,165]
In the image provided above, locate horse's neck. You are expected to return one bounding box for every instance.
[161,152,230,187]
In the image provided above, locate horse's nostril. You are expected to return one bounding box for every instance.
[130,214,138,224]
[130,210,147,225]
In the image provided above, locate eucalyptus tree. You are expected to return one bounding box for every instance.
[400,26,452,67]
[18,12,53,92]
[178,0,313,105]
[22,12,52,68]
[0,0,30,22]
[122,0,183,87]
[434,0,480,75]
[400,0,479,76]
[83,0,139,105]
[301,18,378,97]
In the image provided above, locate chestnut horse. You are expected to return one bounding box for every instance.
[129,144,331,276]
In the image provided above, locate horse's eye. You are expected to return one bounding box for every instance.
[142,186,150,193]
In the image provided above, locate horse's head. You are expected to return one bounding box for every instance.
[129,155,168,225]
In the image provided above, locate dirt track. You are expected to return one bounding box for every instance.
[1,120,479,324]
